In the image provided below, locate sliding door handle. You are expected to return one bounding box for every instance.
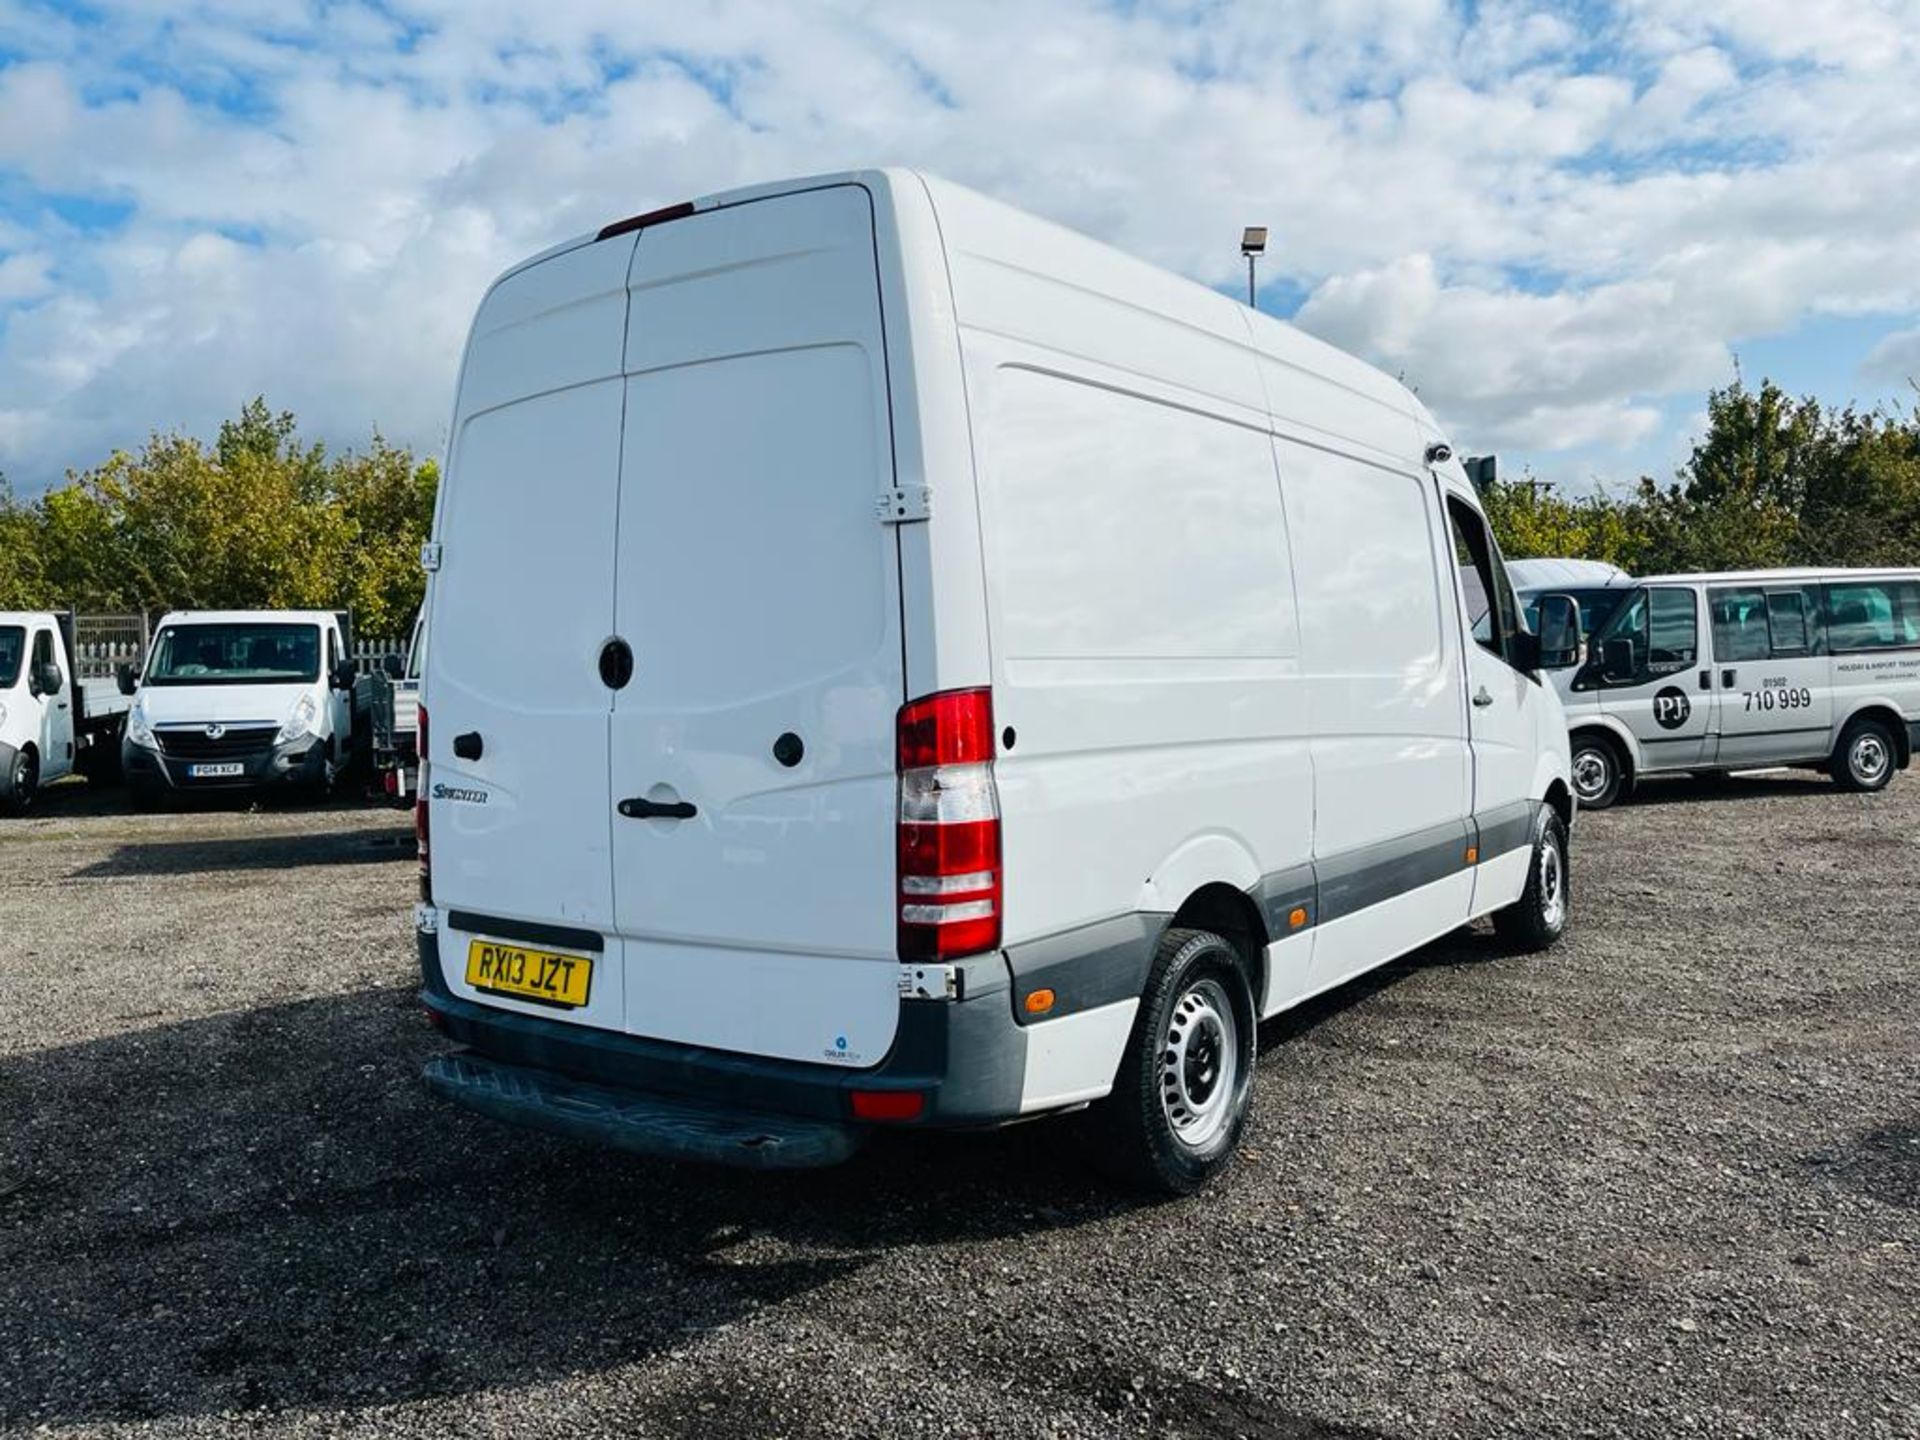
[1471,687,1495,708]
[618,797,697,821]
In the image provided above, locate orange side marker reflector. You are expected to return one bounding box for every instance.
[1288,907,1308,929]
[1024,988,1056,1016]
[1465,846,1479,865]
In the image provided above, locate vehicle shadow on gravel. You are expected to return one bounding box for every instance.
[1617,771,1839,807]
[71,828,415,877]
[0,985,1137,1426]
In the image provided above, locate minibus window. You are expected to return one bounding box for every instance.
[1764,591,1809,654]
[1710,588,1771,662]
[0,627,22,688]
[1827,580,1920,651]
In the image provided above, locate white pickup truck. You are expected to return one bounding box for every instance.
[0,611,142,813]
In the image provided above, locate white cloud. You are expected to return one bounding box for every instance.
[1862,327,1920,387]
[0,0,1916,489]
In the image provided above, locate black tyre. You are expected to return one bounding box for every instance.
[1492,806,1570,952]
[1569,732,1625,810]
[1090,927,1256,1197]
[1833,717,1896,793]
[0,747,38,816]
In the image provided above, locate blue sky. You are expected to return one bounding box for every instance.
[2,0,1918,493]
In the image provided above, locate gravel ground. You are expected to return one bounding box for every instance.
[1,773,1916,1439]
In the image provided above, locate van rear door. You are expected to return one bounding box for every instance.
[609,186,906,1069]
[427,237,637,1034]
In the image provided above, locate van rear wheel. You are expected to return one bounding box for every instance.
[1492,806,1569,952]
[1834,718,1896,793]
[1090,927,1255,1197]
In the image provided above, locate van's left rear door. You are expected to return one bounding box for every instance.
[426,237,638,1035]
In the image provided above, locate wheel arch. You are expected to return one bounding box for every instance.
[1836,700,1912,769]
[1165,883,1270,1017]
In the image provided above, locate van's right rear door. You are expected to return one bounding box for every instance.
[607,186,907,1070]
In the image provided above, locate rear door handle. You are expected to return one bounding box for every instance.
[1471,687,1494,708]
[618,797,697,820]
[452,731,483,761]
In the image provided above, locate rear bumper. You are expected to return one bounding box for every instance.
[124,734,325,792]
[423,1051,867,1169]
[416,931,1027,1163]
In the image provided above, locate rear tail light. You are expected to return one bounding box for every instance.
[896,688,1001,960]
[416,703,431,903]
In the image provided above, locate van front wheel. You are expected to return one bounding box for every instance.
[1570,734,1624,809]
[1091,927,1255,1197]
[1,747,38,815]
[1492,806,1570,952]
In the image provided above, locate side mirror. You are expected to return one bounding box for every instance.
[32,662,63,697]
[1601,636,1637,683]
[332,661,359,691]
[117,663,139,696]
[1533,594,1582,670]
[382,654,405,681]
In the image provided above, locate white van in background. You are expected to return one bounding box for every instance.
[0,611,137,813]
[1560,568,1920,807]
[414,170,1582,1193]
[122,609,364,805]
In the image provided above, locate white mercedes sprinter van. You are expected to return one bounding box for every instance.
[416,170,1581,1193]
[1560,567,1920,807]
[122,609,363,803]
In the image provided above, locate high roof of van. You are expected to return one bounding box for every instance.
[1637,566,1920,586]
[508,168,1443,452]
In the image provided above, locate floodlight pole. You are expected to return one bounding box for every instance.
[1240,225,1268,312]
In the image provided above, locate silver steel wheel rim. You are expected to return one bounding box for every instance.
[1539,836,1566,929]
[1160,976,1238,1149]
[1850,733,1889,784]
[1572,749,1610,801]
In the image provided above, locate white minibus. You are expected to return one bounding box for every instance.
[1561,568,1920,807]
[414,170,1581,1192]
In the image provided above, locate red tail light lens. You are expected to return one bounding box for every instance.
[416,702,431,903]
[850,1089,926,1122]
[896,689,1001,961]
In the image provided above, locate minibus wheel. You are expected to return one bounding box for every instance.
[1093,927,1255,1196]
[1569,734,1624,810]
[1834,718,1896,793]
[1493,806,1570,952]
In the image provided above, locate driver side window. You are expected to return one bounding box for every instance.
[1445,496,1519,664]
[1589,586,1698,687]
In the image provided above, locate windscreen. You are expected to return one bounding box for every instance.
[146,623,320,685]
[1522,586,1631,635]
[0,627,22,688]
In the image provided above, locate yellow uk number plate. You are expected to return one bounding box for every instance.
[465,939,593,1009]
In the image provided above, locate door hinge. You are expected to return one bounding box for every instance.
[875,486,931,524]
[420,542,443,572]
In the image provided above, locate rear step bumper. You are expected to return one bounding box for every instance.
[423,1052,865,1169]
[417,932,1027,1151]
